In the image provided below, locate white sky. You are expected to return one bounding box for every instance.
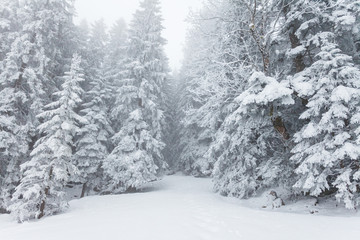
[74,0,203,71]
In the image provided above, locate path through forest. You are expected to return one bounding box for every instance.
[1,175,360,240]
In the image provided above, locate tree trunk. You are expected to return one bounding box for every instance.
[272,116,290,140]
[269,105,290,140]
[248,3,290,141]
[38,167,53,219]
[80,183,87,198]
[289,28,305,73]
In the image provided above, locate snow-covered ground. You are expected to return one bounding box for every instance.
[1,175,360,240]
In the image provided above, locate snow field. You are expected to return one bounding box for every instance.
[1,175,360,240]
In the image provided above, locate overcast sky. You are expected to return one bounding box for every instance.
[75,0,203,71]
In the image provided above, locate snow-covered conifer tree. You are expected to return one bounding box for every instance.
[291,34,360,209]
[73,21,114,197]
[0,0,76,213]
[103,0,168,193]
[105,18,128,122]
[0,89,28,212]
[0,0,22,212]
[74,68,113,197]
[8,54,85,222]
[0,0,19,63]
[106,18,127,71]
[281,0,360,208]
[88,19,108,73]
[213,71,295,198]
[162,72,182,171]
[331,0,360,65]
[176,6,221,176]
[182,0,296,197]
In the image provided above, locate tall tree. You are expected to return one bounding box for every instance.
[179,0,296,196]
[106,18,128,129]
[176,7,221,176]
[103,0,168,193]
[74,67,113,198]
[162,71,182,171]
[9,54,85,222]
[106,18,127,71]
[291,34,360,209]
[0,0,19,64]
[278,0,360,208]
[0,0,22,213]
[0,0,76,213]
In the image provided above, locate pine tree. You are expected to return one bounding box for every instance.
[0,0,76,214]
[76,19,109,92]
[0,0,23,213]
[8,54,85,222]
[213,71,294,198]
[162,71,182,171]
[105,18,128,126]
[281,0,360,208]
[103,109,163,193]
[75,19,91,76]
[180,0,296,195]
[74,67,113,198]
[0,0,20,64]
[291,34,360,209]
[0,88,29,213]
[176,8,220,176]
[20,0,76,93]
[103,0,168,193]
[88,19,108,75]
[73,19,114,197]
[331,0,360,65]
[106,18,127,70]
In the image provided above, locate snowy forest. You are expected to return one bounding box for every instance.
[1,0,360,224]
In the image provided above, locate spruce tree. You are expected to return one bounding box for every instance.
[162,72,182,171]
[106,18,127,71]
[176,10,220,176]
[0,0,20,64]
[8,54,85,222]
[291,34,360,209]
[0,0,22,212]
[181,0,296,196]
[103,0,168,193]
[105,18,128,126]
[74,67,113,197]
[282,0,360,208]
[0,0,75,213]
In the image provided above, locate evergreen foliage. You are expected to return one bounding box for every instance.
[103,0,168,193]
[179,0,360,208]
[9,54,85,222]
[74,67,113,197]
[1,0,360,222]
[0,0,76,214]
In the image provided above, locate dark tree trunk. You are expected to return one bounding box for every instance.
[126,186,137,193]
[38,186,50,219]
[289,28,305,73]
[38,167,53,219]
[272,116,290,140]
[248,1,291,141]
[80,183,87,198]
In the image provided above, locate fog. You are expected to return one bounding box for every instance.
[75,0,203,70]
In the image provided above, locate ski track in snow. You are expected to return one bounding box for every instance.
[1,175,360,240]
